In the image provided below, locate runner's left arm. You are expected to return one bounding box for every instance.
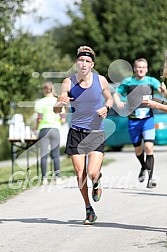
[96,75,113,118]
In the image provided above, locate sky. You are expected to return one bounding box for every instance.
[15,0,80,35]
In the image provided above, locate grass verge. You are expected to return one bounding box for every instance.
[0,155,113,204]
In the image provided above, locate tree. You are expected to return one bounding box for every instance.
[0,0,73,121]
[0,0,31,119]
[30,31,74,97]
[53,0,167,81]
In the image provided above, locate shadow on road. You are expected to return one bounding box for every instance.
[0,217,166,233]
[121,190,167,197]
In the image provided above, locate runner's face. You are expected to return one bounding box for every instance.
[134,61,148,79]
[76,56,94,75]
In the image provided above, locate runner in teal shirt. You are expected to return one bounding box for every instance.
[114,58,166,188]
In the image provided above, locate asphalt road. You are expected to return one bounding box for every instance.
[0,146,167,252]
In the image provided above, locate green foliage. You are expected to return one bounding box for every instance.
[0,0,25,37]
[54,0,167,80]
[0,0,37,119]
[0,1,73,121]
[31,32,73,97]
[0,162,39,203]
[0,33,40,118]
[0,125,11,161]
[1,0,167,162]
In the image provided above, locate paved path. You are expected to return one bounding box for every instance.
[0,146,167,252]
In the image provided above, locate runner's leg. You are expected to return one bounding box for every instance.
[87,151,103,182]
[71,154,90,206]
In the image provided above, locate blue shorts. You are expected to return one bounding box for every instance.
[128,117,155,147]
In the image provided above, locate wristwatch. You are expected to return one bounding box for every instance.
[104,105,110,113]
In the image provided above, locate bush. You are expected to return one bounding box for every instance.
[0,125,11,161]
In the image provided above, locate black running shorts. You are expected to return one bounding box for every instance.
[65,128,105,155]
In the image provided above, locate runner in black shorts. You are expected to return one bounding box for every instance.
[54,45,113,224]
[65,128,105,155]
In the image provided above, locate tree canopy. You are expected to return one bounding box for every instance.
[0,0,73,120]
[1,0,167,121]
[53,0,167,80]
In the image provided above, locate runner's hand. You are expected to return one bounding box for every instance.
[96,106,108,118]
[57,96,74,106]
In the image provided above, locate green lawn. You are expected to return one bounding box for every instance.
[0,156,112,204]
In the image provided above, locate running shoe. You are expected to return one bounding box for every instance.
[138,168,146,183]
[83,207,97,225]
[54,176,64,185]
[147,179,157,189]
[92,173,102,202]
[42,178,49,186]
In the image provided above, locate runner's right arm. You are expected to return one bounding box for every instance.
[53,78,71,113]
